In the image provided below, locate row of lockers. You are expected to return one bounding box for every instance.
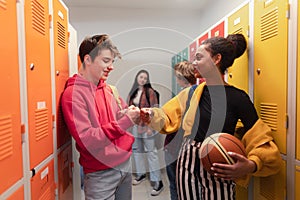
[171,0,299,199]
[0,0,74,199]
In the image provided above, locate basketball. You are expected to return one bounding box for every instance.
[199,133,246,175]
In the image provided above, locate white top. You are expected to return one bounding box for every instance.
[133,89,143,106]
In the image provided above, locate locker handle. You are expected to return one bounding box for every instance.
[56,70,60,76]
[256,68,261,75]
[30,63,34,71]
[229,73,233,78]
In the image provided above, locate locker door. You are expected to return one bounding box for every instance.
[175,47,189,94]
[189,40,197,62]
[6,186,24,200]
[0,0,23,193]
[24,0,53,168]
[254,0,287,154]
[181,47,188,61]
[210,21,225,38]
[297,0,300,161]
[296,166,300,200]
[58,144,73,199]
[253,161,286,200]
[227,3,249,92]
[52,0,70,149]
[198,32,209,45]
[176,51,182,62]
[253,0,287,199]
[30,160,55,200]
[171,55,177,97]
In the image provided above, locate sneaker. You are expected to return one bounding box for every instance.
[132,174,146,185]
[150,181,164,196]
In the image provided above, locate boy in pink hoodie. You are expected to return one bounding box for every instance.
[61,34,140,200]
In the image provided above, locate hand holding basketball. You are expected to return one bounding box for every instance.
[211,151,257,180]
[199,133,252,179]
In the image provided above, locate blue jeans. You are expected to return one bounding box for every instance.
[165,149,178,200]
[131,125,162,182]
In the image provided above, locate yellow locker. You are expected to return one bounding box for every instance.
[297,0,300,161]
[24,0,53,168]
[253,160,286,200]
[296,166,300,200]
[0,0,23,194]
[253,0,288,154]
[52,0,70,149]
[227,3,249,93]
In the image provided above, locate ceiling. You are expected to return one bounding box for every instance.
[62,0,209,10]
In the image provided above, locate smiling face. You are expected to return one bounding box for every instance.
[193,44,220,79]
[137,72,148,87]
[84,49,115,85]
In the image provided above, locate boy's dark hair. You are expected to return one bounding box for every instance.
[79,34,121,67]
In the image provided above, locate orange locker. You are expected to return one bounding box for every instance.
[6,186,24,200]
[0,0,23,194]
[198,32,208,45]
[253,0,288,154]
[31,159,55,200]
[52,0,70,149]
[57,144,73,199]
[189,40,197,62]
[227,3,249,93]
[210,21,225,38]
[24,0,53,168]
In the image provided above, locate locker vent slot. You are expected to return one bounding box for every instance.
[260,7,278,41]
[35,108,49,141]
[259,177,275,199]
[57,21,66,49]
[31,0,46,36]
[0,0,7,10]
[0,115,13,161]
[40,186,52,199]
[233,28,243,34]
[260,103,277,131]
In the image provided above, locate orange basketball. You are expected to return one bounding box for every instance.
[199,133,246,175]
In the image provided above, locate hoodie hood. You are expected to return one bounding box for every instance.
[65,74,98,93]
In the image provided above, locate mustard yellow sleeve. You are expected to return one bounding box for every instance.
[236,119,282,187]
[148,87,190,134]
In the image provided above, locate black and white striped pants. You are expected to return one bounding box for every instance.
[176,138,236,200]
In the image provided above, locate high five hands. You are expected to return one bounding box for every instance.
[140,108,152,124]
[119,106,153,125]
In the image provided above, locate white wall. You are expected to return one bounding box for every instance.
[66,0,247,103]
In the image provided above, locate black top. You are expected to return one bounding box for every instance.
[191,85,258,142]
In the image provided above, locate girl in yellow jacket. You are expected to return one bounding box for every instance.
[140,34,282,200]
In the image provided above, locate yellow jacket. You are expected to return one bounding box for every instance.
[149,82,282,187]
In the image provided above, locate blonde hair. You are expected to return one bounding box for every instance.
[174,61,196,85]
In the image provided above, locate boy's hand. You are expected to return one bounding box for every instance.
[140,108,152,124]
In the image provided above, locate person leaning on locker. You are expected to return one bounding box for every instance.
[61,34,140,200]
[164,61,196,200]
[140,33,282,200]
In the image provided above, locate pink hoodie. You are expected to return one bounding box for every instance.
[61,74,134,173]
